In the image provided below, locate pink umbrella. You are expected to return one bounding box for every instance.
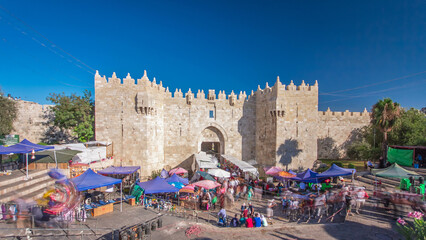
[265,166,283,176]
[193,180,221,190]
[181,184,195,191]
[169,167,188,176]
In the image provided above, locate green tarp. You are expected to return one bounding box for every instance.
[372,163,420,179]
[387,147,413,166]
[130,184,143,204]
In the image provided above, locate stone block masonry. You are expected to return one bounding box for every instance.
[10,100,52,144]
[94,70,370,176]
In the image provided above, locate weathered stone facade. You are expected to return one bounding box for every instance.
[10,100,52,143]
[94,71,371,176]
[317,108,370,159]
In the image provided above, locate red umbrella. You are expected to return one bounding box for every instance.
[169,167,188,176]
[193,180,221,190]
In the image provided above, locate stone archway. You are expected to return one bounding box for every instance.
[198,126,225,155]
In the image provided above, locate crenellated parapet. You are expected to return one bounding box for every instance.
[95,71,320,110]
[319,107,370,124]
[254,77,319,98]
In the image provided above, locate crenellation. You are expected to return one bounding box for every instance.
[218,90,226,100]
[286,80,296,90]
[93,71,370,176]
[208,90,216,100]
[123,73,135,85]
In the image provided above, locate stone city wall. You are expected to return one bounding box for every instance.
[10,100,52,144]
[95,70,371,176]
[317,108,370,159]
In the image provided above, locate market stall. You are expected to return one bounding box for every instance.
[317,164,356,178]
[264,166,283,176]
[166,173,189,185]
[98,166,140,189]
[137,176,179,194]
[192,170,216,181]
[221,154,258,179]
[169,167,188,177]
[0,139,55,179]
[372,163,421,179]
[208,168,230,178]
[160,169,169,178]
[71,168,123,216]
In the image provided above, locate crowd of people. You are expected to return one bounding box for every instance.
[210,175,370,227]
[217,204,268,228]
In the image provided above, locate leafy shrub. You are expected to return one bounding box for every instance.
[332,162,343,167]
[151,169,162,179]
[348,163,355,169]
[316,166,328,173]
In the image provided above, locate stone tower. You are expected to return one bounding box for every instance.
[94,71,369,176]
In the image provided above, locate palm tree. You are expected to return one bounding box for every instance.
[371,98,401,160]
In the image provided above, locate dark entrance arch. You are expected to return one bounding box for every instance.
[199,126,225,156]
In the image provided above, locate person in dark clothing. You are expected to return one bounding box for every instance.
[230,214,239,227]
[248,202,254,217]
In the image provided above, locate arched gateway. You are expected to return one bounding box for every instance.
[198,126,225,156]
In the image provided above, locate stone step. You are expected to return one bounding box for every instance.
[20,186,51,201]
[402,166,426,176]
[0,169,49,188]
[0,173,52,195]
[357,176,396,189]
[363,174,400,186]
[0,178,55,203]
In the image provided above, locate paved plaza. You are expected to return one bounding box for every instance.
[0,180,401,240]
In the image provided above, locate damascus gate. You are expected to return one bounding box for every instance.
[94,70,370,176]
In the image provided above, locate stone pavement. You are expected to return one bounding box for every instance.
[0,178,402,239]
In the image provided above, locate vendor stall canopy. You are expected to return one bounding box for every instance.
[71,168,122,191]
[196,170,216,181]
[372,163,421,179]
[221,154,258,174]
[160,169,169,178]
[208,168,231,178]
[195,152,218,169]
[98,166,140,175]
[387,147,414,167]
[137,176,179,194]
[166,174,189,185]
[0,139,53,154]
[169,167,188,176]
[291,168,324,183]
[264,166,283,176]
[317,164,356,178]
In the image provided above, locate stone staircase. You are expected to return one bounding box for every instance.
[402,166,426,176]
[0,169,55,203]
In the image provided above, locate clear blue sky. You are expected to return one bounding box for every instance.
[0,1,425,111]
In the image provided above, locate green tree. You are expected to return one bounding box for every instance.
[389,108,426,146]
[371,98,401,159]
[47,90,94,142]
[0,90,18,136]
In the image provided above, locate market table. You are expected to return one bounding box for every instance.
[92,203,114,217]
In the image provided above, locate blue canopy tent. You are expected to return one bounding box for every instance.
[160,169,169,178]
[166,174,189,185]
[169,182,185,189]
[71,168,124,211]
[291,169,327,194]
[98,166,140,175]
[137,176,179,194]
[317,164,356,178]
[71,168,122,191]
[0,139,55,179]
